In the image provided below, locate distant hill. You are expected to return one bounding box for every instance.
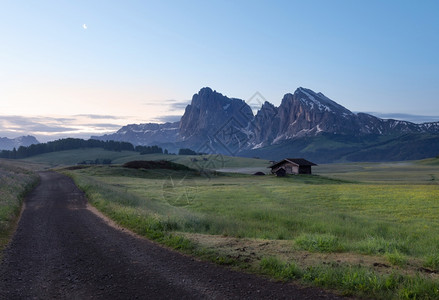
[0,135,39,151]
[91,87,439,163]
[0,138,148,160]
[239,133,439,163]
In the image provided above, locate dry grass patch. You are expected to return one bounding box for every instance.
[179,232,439,280]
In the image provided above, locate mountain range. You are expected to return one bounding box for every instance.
[0,135,40,151]
[92,87,439,163]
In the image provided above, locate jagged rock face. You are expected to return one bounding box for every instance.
[0,135,40,150]
[357,113,439,135]
[277,88,359,139]
[179,87,253,141]
[252,101,279,147]
[91,86,439,154]
[178,88,256,154]
[253,87,439,145]
[91,122,179,146]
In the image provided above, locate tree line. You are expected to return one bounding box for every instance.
[135,145,164,155]
[0,138,163,159]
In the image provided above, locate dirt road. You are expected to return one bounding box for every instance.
[0,171,343,299]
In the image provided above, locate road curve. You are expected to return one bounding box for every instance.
[0,171,343,299]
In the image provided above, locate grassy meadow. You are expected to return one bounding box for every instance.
[23,148,139,167]
[0,159,39,254]
[24,148,271,172]
[61,155,439,299]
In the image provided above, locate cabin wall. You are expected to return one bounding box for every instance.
[273,163,300,175]
[292,166,299,174]
[270,161,314,175]
[299,166,312,174]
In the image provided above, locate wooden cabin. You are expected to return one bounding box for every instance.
[269,158,317,175]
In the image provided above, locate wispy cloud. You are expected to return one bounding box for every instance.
[82,123,124,130]
[143,99,191,112]
[170,102,190,110]
[152,115,182,123]
[74,114,127,120]
[0,115,127,142]
[0,116,75,132]
[366,112,439,123]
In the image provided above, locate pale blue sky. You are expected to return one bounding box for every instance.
[1,0,438,141]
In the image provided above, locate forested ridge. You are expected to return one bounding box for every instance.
[0,138,163,159]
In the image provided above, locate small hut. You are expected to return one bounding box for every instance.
[269,158,317,175]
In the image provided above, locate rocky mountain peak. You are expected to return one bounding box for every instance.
[292,87,353,115]
[91,86,439,157]
[254,102,276,121]
[179,87,253,142]
[199,87,213,94]
[0,135,40,151]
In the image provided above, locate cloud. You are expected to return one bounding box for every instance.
[74,114,126,120]
[1,115,75,125]
[143,99,191,112]
[0,115,125,142]
[169,101,191,110]
[82,24,87,30]
[366,112,439,123]
[82,123,124,130]
[0,116,74,133]
[152,115,182,123]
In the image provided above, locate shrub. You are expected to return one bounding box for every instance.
[398,276,439,299]
[295,233,344,253]
[355,236,410,255]
[259,257,302,280]
[385,251,407,267]
[424,253,439,271]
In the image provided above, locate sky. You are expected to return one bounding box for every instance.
[1,0,438,142]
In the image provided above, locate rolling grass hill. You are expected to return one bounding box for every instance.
[22,148,139,166]
[315,159,439,184]
[242,133,439,163]
[417,156,439,166]
[113,153,271,172]
[22,148,270,171]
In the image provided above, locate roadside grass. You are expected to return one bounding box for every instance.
[259,256,302,280]
[385,251,408,267]
[294,233,344,253]
[65,170,246,268]
[260,257,439,299]
[424,254,439,271]
[0,159,39,255]
[302,263,437,299]
[63,161,439,299]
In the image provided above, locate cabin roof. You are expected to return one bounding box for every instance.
[269,158,317,169]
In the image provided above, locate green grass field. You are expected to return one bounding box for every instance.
[23,148,139,166]
[315,159,439,184]
[62,157,439,299]
[6,148,439,298]
[0,159,39,254]
[23,148,271,172]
